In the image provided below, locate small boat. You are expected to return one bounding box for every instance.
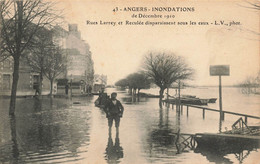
[139,92,161,98]
[182,95,196,98]
[208,98,217,103]
[164,96,217,106]
[164,98,208,105]
[199,99,209,104]
[181,97,208,105]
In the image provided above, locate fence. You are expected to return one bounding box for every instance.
[163,101,260,124]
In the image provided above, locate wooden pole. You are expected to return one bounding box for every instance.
[187,106,189,117]
[219,75,224,120]
[178,80,181,113]
[245,116,248,125]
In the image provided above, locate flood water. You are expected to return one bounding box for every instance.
[0,87,259,164]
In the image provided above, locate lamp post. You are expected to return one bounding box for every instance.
[178,80,181,111]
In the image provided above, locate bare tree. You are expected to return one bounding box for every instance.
[143,52,194,108]
[25,28,53,96]
[126,72,151,96]
[115,78,129,89]
[0,0,62,115]
[237,0,260,37]
[239,74,260,94]
[43,46,66,96]
[240,0,260,10]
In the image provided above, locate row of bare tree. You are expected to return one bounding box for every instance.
[0,0,64,116]
[115,72,151,95]
[116,52,194,108]
[25,28,66,96]
[239,71,260,94]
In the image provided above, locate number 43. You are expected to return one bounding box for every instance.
[113,7,118,12]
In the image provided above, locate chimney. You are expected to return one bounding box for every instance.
[68,24,81,39]
[69,24,78,32]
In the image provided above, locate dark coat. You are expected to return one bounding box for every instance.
[105,99,124,116]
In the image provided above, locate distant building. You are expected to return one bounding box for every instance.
[93,74,107,93]
[94,74,107,85]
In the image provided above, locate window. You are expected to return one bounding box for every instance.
[3,74,11,90]
[3,60,10,68]
[33,75,39,89]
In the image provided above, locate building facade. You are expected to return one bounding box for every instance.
[54,24,94,94]
[0,57,52,96]
[0,24,94,96]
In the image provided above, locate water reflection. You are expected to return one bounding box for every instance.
[121,95,147,104]
[105,132,124,164]
[33,97,42,112]
[194,140,260,164]
[0,97,92,163]
[143,107,179,162]
[219,116,223,133]
[10,116,19,163]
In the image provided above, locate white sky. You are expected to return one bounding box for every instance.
[55,0,259,86]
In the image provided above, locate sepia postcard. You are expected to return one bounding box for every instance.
[0,0,259,163]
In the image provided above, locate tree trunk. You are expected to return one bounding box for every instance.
[159,88,165,108]
[49,79,53,96]
[9,1,23,116]
[10,115,19,162]
[9,57,20,116]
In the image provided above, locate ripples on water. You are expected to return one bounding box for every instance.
[0,97,92,163]
[0,87,259,164]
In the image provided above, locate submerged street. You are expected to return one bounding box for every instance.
[0,88,260,164]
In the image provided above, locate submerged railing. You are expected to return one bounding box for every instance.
[162,100,260,124]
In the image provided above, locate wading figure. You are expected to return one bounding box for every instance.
[99,87,108,105]
[88,85,92,95]
[65,83,69,95]
[95,87,109,108]
[34,84,40,96]
[105,92,124,135]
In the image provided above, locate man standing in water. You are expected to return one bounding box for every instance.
[105,92,124,135]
